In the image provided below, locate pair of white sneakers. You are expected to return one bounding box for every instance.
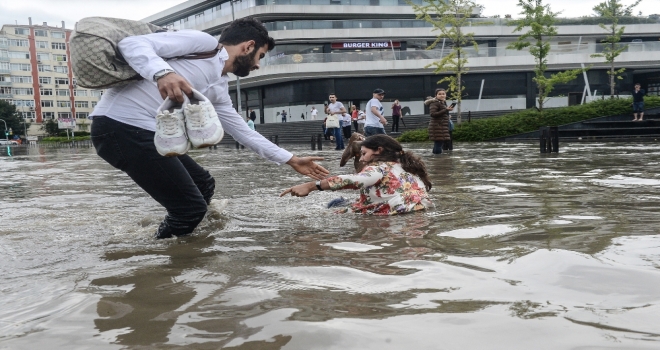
[154,89,224,157]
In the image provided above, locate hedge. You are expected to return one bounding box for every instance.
[397,96,660,143]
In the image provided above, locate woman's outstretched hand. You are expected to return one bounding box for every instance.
[280,182,315,197]
[286,156,329,180]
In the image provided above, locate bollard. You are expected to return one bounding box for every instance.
[213,144,217,150]
[235,141,240,150]
[317,134,323,150]
[274,135,279,146]
[311,135,316,150]
[539,127,548,153]
[468,111,471,123]
[540,126,559,153]
[550,126,559,153]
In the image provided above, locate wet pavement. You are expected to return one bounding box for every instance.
[1,142,660,349]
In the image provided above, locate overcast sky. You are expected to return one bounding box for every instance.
[0,0,658,30]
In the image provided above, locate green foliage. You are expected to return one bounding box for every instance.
[452,96,660,141]
[41,136,91,142]
[409,0,486,122]
[507,0,584,111]
[591,0,642,97]
[41,119,60,136]
[398,128,430,142]
[0,100,30,137]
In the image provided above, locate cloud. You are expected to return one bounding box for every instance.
[0,0,186,29]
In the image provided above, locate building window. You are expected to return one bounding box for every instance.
[90,90,103,97]
[53,66,68,74]
[40,88,53,96]
[0,87,10,95]
[51,42,66,50]
[58,112,71,118]
[38,64,51,72]
[0,62,8,71]
[36,41,48,49]
[57,101,71,108]
[21,111,35,118]
[39,76,51,85]
[9,39,29,47]
[8,51,30,59]
[42,112,55,119]
[11,76,32,83]
[54,77,69,85]
[12,88,33,95]
[56,89,70,96]
[14,28,29,35]
[12,99,35,107]
[34,29,48,37]
[53,54,67,62]
[10,63,31,71]
[41,100,54,107]
[76,112,89,119]
[75,101,89,108]
[91,101,98,108]
[36,52,50,61]
[51,32,65,39]
[74,89,87,97]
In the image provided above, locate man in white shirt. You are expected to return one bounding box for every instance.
[310,106,318,120]
[90,18,328,239]
[365,88,388,137]
[341,111,352,139]
[324,93,346,150]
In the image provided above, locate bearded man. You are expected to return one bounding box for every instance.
[89,18,328,239]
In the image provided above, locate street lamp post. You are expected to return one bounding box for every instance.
[230,0,243,119]
[0,118,7,139]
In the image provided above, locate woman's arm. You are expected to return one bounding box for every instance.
[280,167,382,197]
[429,103,447,118]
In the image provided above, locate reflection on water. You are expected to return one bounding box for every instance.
[1,143,660,349]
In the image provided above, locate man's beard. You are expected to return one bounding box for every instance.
[233,50,258,77]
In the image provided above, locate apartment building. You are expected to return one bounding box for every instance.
[0,19,102,134]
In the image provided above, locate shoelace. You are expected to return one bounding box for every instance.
[158,111,182,136]
[186,105,208,128]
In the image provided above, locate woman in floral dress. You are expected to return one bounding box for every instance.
[281,135,433,215]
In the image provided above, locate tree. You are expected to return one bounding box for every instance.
[507,0,584,111]
[41,119,60,136]
[410,0,483,123]
[0,100,30,138]
[591,0,642,98]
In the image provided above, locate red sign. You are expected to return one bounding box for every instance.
[331,42,401,49]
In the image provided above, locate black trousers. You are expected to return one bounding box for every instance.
[343,125,352,139]
[91,116,214,238]
[391,115,400,132]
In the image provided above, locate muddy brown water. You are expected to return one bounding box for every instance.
[1,142,660,349]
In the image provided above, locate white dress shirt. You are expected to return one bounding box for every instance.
[90,30,293,165]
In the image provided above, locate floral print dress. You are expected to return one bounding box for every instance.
[326,161,432,215]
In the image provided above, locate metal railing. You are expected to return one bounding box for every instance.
[263,42,660,67]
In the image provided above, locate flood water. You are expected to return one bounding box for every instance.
[1,142,660,349]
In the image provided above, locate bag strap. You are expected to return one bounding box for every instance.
[167,44,222,61]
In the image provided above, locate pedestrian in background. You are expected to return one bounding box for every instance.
[632,83,645,121]
[281,110,287,123]
[351,105,359,133]
[311,106,318,120]
[391,99,402,133]
[325,93,346,150]
[249,108,257,123]
[425,88,453,154]
[342,110,352,139]
[364,88,388,137]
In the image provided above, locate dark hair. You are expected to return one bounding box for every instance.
[329,93,337,97]
[219,17,275,51]
[434,88,446,95]
[635,83,641,86]
[361,135,432,190]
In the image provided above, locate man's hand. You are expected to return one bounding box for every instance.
[157,73,193,103]
[280,182,315,197]
[380,116,388,125]
[286,156,329,180]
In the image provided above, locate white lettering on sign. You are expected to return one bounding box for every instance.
[342,42,391,48]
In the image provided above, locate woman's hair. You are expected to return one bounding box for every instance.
[361,135,432,190]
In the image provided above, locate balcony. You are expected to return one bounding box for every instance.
[0,81,11,87]
[0,93,12,99]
